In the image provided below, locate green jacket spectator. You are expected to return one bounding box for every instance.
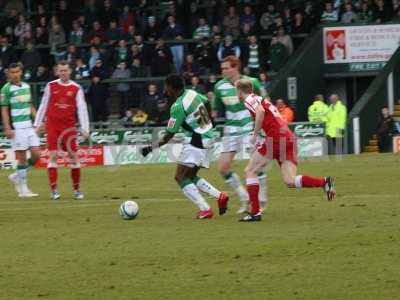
[308,94,329,123]
[268,37,288,71]
[326,95,347,138]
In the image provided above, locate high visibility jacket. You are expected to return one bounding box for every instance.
[308,100,329,123]
[326,100,347,138]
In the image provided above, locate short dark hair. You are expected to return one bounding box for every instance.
[57,60,71,68]
[165,74,184,91]
[8,62,22,70]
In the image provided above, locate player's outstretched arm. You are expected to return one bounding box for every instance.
[141,132,175,157]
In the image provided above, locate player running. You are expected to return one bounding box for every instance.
[34,61,90,200]
[1,63,40,197]
[235,79,335,222]
[213,56,268,214]
[141,74,229,219]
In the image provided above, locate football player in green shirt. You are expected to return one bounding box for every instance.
[142,74,229,219]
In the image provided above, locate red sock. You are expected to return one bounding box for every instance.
[246,178,260,215]
[48,168,58,191]
[71,168,81,191]
[298,175,325,188]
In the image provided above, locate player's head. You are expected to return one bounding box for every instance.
[7,63,23,84]
[56,60,72,82]
[165,74,184,97]
[221,56,241,80]
[235,79,253,101]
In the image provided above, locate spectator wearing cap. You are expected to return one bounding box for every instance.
[276,99,295,123]
[223,6,240,39]
[112,61,132,118]
[217,35,241,61]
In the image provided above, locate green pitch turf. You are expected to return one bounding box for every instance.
[0,154,399,300]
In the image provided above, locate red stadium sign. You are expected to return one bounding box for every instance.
[35,145,104,168]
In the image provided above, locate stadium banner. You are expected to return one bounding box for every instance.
[35,145,104,168]
[323,24,400,64]
[289,123,325,138]
[0,149,18,169]
[296,138,325,157]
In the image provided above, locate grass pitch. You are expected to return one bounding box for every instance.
[0,153,399,300]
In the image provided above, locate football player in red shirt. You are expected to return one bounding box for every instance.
[34,61,90,200]
[235,79,335,222]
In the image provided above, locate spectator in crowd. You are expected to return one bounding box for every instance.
[48,23,66,49]
[141,83,162,123]
[130,44,144,66]
[119,5,135,34]
[0,59,7,87]
[124,25,140,43]
[70,20,86,45]
[326,94,347,155]
[205,74,217,93]
[374,0,392,23]
[14,14,32,46]
[194,37,218,74]
[144,16,160,42]
[189,75,206,94]
[154,98,170,126]
[88,46,101,70]
[32,65,49,82]
[377,107,395,152]
[100,0,118,29]
[132,109,148,126]
[268,36,289,71]
[282,7,293,33]
[240,5,256,29]
[112,61,132,118]
[277,26,294,55]
[162,15,184,73]
[292,12,309,34]
[260,4,280,34]
[90,58,109,80]
[21,41,41,76]
[151,38,172,76]
[276,98,295,123]
[341,3,358,23]
[130,58,147,108]
[321,2,339,23]
[87,21,106,43]
[259,72,272,93]
[51,45,67,64]
[243,35,263,76]
[182,53,201,82]
[74,58,90,80]
[35,26,48,45]
[217,35,240,61]
[193,17,211,40]
[106,20,122,45]
[114,39,131,66]
[308,94,329,123]
[133,35,149,64]
[358,2,374,23]
[65,44,80,67]
[223,6,240,39]
[0,37,17,67]
[88,75,109,127]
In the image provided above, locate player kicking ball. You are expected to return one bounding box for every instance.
[235,79,336,222]
[141,74,229,219]
[34,61,90,200]
[1,63,40,197]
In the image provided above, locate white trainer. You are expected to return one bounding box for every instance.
[19,185,39,198]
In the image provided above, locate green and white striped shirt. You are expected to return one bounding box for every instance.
[248,44,260,69]
[0,82,33,129]
[213,75,262,137]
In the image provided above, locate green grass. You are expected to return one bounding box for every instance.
[0,153,399,300]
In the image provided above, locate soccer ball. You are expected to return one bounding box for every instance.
[119,200,139,220]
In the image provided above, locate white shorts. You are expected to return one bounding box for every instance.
[12,128,41,151]
[177,144,210,169]
[221,134,253,153]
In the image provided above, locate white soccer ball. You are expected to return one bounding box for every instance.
[119,200,139,220]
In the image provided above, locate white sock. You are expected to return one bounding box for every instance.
[295,175,302,188]
[194,177,221,199]
[258,173,268,204]
[16,166,28,186]
[182,183,210,211]
[225,172,249,202]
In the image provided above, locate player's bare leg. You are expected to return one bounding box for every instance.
[68,149,83,200]
[218,152,249,213]
[47,150,60,200]
[241,151,270,222]
[280,160,336,200]
[175,164,213,219]
[191,167,229,215]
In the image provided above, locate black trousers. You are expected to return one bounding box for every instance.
[327,137,344,155]
[378,135,392,153]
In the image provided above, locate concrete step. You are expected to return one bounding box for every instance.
[364,145,379,152]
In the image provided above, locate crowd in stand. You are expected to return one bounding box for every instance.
[0,0,399,125]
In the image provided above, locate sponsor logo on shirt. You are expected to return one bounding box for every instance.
[168,118,176,128]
